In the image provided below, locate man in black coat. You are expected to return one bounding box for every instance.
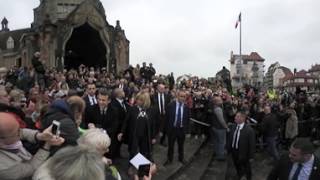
[110,88,128,158]
[147,63,156,82]
[164,90,190,165]
[139,62,148,82]
[31,52,45,90]
[227,111,255,180]
[152,83,171,145]
[85,89,119,159]
[260,104,280,161]
[268,138,320,180]
[82,83,98,128]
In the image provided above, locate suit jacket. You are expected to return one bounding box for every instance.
[101,106,119,137]
[110,98,128,128]
[267,154,320,180]
[227,123,255,161]
[83,95,97,107]
[152,92,171,115]
[165,101,190,134]
[83,95,98,128]
[85,104,119,136]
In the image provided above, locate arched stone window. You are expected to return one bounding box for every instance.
[6,36,14,49]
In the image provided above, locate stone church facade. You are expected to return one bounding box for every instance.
[0,0,129,73]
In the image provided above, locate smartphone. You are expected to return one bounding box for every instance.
[52,120,61,136]
[138,164,150,178]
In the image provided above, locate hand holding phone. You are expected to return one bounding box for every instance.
[138,164,150,178]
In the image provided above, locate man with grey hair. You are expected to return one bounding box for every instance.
[164,90,190,165]
[208,95,228,161]
[268,138,320,180]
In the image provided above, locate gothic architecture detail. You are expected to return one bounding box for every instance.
[0,0,129,73]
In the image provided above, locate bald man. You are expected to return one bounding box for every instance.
[0,112,64,180]
[152,83,171,146]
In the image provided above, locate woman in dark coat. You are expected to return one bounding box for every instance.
[117,91,157,160]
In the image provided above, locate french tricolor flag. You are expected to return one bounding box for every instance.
[235,13,241,29]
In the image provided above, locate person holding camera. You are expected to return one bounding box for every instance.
[0,112,64,180]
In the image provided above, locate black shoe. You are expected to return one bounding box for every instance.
[179,159,187,165]
[163,160,172,166]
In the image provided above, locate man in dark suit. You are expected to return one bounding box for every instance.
[110,88,128,158]
[85,89,119,159]
[268,138,320,180]
[82,83,98,128]
[152,83,171,146]
[164,90,190,165]
[228,111,255,180]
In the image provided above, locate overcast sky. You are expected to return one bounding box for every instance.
[1,0,319,77]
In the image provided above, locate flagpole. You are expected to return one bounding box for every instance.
[239,12,242,86]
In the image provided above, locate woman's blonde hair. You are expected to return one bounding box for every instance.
[135,91,151,109]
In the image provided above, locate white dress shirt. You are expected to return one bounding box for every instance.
[289,155,315,180]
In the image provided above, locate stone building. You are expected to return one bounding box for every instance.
[229,51,265,88]
[0,0,129,73]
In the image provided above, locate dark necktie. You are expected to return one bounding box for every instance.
[232,126,240,149]
[176,103,182,127]
[160,94,164,115]
[102,109,106,116]
[292,163,303,180]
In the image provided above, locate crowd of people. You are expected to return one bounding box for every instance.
[0,52,320,180]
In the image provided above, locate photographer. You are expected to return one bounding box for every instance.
[0,112,64,180]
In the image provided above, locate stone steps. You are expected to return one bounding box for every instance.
[114,138,276,180]
[113,137,205,180]
[169,143,214,180]
[201,155,228,180]
[153,137,205,180]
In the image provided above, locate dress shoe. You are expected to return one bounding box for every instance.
[179,159,187,165]
[163,160,172,166]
